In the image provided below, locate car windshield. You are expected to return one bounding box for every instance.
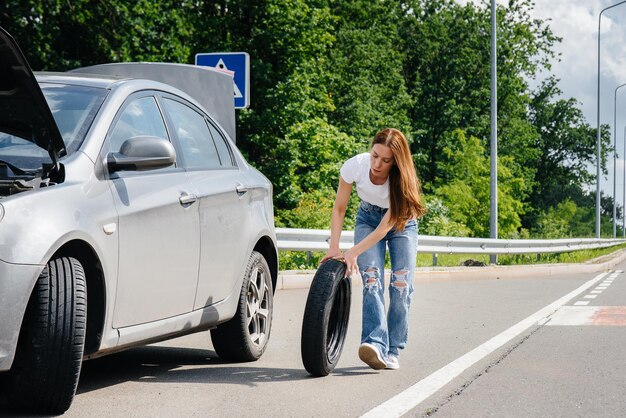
[0,83,107,171]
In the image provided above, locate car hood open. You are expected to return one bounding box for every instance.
[0,26,66,165]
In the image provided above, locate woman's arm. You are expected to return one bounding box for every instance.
[342,210,393,276]
[321,176,352,262]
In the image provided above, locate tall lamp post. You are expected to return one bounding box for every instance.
[613,82,626,237]
[597,1,626,238]
[489,0,497,264]
[623,125,626,237]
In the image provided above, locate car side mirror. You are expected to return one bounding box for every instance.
[107,136,176,172]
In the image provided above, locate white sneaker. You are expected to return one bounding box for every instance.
[358,343,386,370]
[386,354,400,370]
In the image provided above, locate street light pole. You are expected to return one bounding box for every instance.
[612,82,626,237]
[597,1,626,238]
[489,0,498,264]
[623,125,626,237]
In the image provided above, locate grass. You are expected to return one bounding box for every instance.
[279,243,626,270]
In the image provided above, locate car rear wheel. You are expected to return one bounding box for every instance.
[8,256,87,414]
[211,251,273,362]
[301,258,351,376]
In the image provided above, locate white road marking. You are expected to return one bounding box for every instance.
[590,290,602,294]
[584,295,598,299]
[596,286,608,290]
[546,306,598,325]
[547,306,626,326]
[360,271,610,418]
[574,301,591,306]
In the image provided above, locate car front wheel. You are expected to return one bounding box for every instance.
[211,251,273,362]
[8,256,87,414]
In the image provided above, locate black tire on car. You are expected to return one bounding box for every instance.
[211,251,273,362]
[8,256,87,414]
[301,258,351,377]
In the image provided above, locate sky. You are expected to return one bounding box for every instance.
[530,0,626,203]
[460,0,626,210]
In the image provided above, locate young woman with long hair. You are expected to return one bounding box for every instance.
[322,128,426,370]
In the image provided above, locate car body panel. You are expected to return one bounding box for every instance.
[110,170,201,327]
[188,169,251,308]
[0,152,118,266]
[0,261,43,370]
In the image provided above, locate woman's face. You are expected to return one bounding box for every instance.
[370,143,395,179]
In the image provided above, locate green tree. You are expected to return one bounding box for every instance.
[526,77,612,228]
[434,130,526,237]
[419,196,471,236]
[327,0,412,140]
[399,0,556,194]
[0,0,194,70]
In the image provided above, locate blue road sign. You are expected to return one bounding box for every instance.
[195,52,250,109]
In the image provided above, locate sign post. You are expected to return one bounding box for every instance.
[195,52,250,109]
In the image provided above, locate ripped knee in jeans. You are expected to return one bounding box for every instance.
[362,266,380,289]
[391,269,409,291]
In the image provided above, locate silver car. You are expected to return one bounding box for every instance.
[0,28,277,414]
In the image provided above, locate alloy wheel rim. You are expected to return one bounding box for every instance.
[246,265,270,347]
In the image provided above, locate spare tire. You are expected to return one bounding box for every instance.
[301,258,351,376]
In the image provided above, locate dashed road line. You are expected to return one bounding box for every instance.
[571,270,621,306]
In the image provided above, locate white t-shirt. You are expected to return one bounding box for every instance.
[340,153,390,208]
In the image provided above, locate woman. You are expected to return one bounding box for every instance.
[322,128,426,370]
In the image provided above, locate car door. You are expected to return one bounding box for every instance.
[107,93,200,328]
[160,96,251,309]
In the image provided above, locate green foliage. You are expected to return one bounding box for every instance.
[434,130,527,237]
[0,0,614,240]
[419,196,471,237]
[275,189,335,229]
[279,250,326,270]
[270,117,362,208]
[525,77,612,229]
[400,0,556,187]
[0,0,194,70]
[535,199,577,239]
[327,1,412,139]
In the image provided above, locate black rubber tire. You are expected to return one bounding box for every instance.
[211,251,273,362]
[8,257,87,414]
[301,258,351,376]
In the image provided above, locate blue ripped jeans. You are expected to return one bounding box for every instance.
[355,200,418,359]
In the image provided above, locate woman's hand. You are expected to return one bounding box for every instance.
[320,248,343,264]
[342,248,359,278]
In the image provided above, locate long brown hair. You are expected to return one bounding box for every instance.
[372,128,426,230]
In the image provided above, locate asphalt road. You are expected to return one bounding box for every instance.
[1,259,625,417]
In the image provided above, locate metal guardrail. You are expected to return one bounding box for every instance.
[276,228,626,255]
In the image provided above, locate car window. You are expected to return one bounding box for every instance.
[163,98,221,170]
[42,83,107,155]
[108,96,168,153]
[0,83,106,171]
[207,121,236,168]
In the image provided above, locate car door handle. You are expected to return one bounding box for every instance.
[236,184,248,196]
[179,193,198,206]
